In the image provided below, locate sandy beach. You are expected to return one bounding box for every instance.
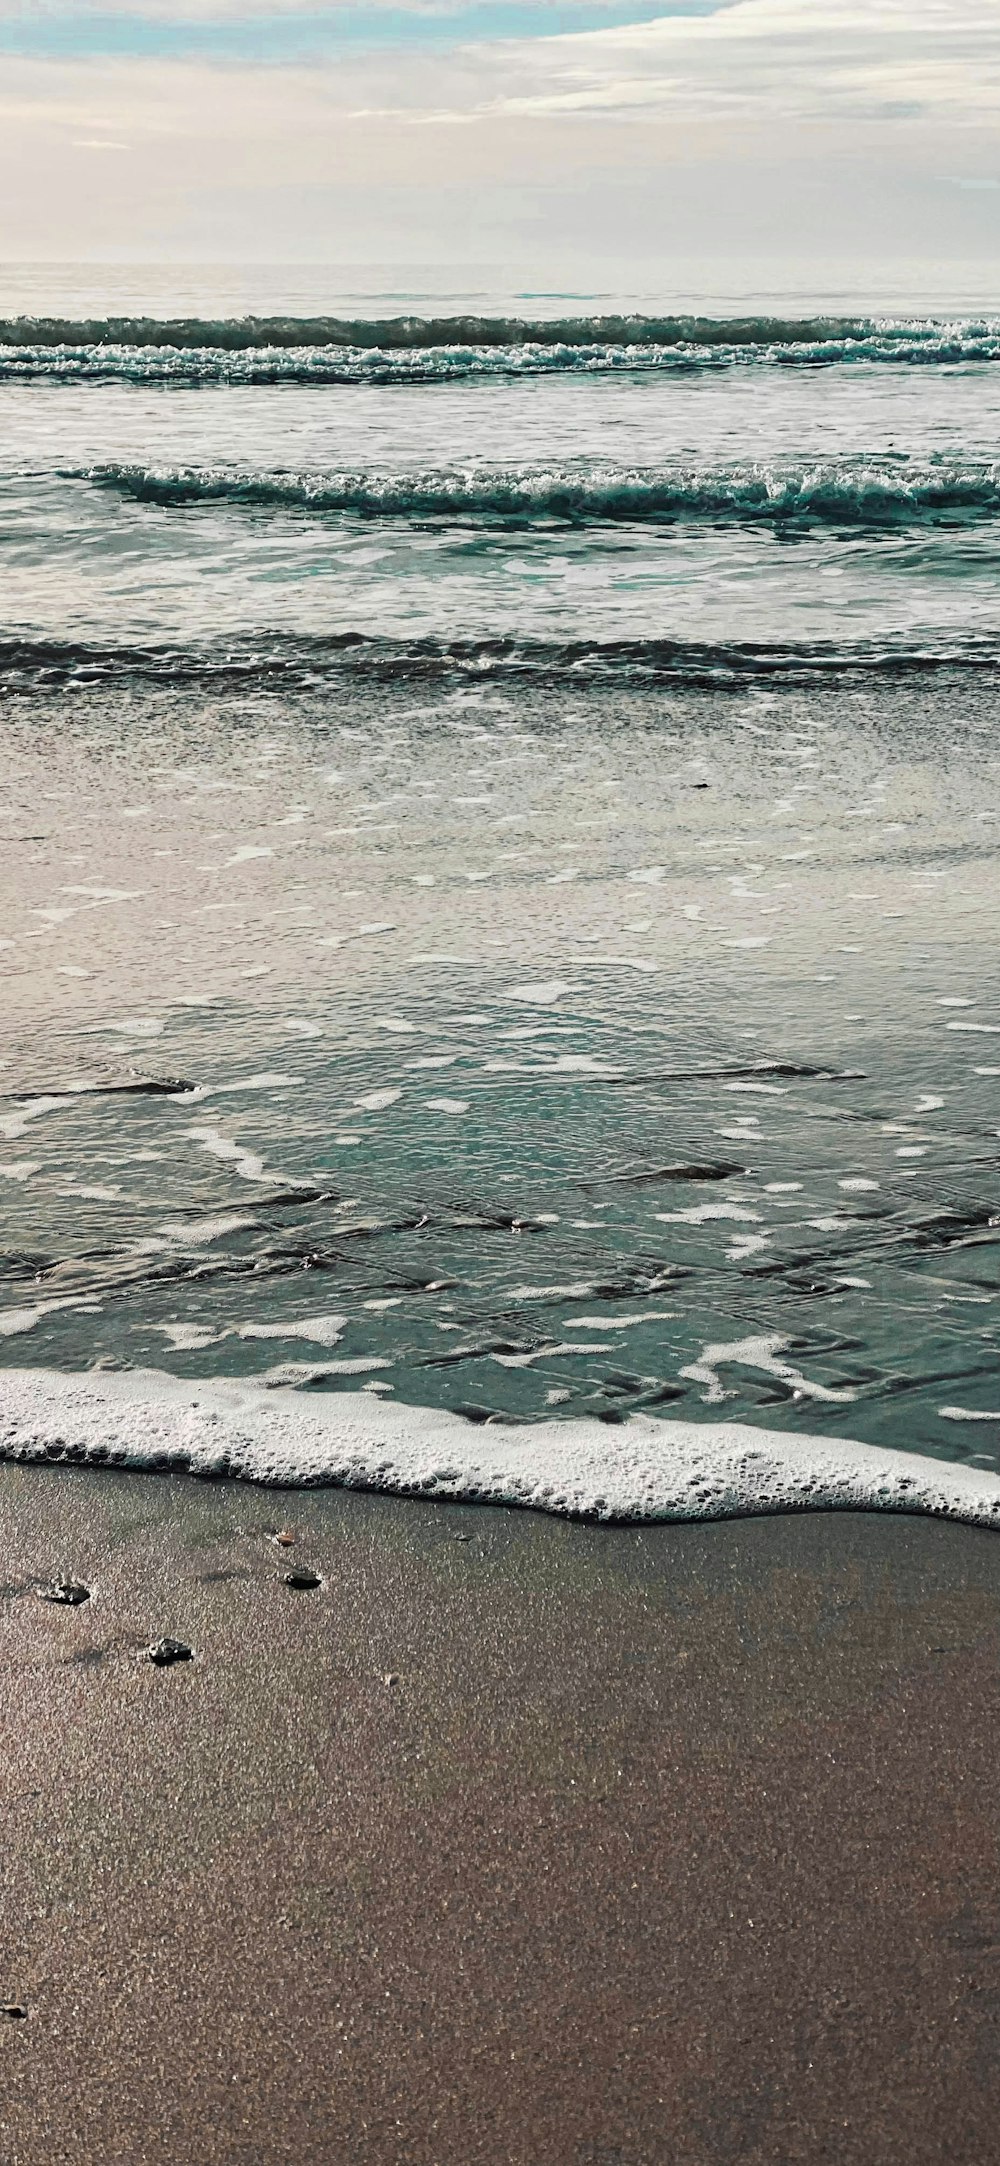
[2,1470,999,2164]
[3,19,1000,2161]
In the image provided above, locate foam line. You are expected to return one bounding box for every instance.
[2,1365,999,1528]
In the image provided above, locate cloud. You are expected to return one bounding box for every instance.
[5,0,997,126]
[375,0,1000,125]
[0,0,997,273]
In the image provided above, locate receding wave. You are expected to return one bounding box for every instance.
[87,457,1000,529]
[0,630,996,692]
[5,314,1000,382]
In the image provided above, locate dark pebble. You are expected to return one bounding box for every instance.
[0,2005,27,2021]
[36,1580,90,1607]
[282,1568,321,1591]
[148,1638,194,1667]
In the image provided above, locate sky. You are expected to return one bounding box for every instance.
[0,0,998,286]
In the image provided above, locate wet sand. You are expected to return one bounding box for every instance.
[1,1473,1000,2163]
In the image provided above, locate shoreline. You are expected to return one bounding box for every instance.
[3,1465,1000,2162]
[3,1359,1000,1531]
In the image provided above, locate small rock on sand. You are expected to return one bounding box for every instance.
[36,1580,90,1606]
[148,1638,194,1667]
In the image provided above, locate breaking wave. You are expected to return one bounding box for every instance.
[87,457,1000,529]
[4,313,1000,383]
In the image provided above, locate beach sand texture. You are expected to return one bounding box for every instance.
[2,1467,1000,2165]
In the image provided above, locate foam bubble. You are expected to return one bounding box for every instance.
[158,1213,257,1245]
[507,981,579,1006]
[0,1095,72,1141]
[655,1204,761,1225]
[152,1322,220,1352]
[679,1332,856,1406]
[237,1315,347,1348]
[185,1125,269,1183]
[262,1358,392,1384]
[492,1343,615,1367]
[573,1313,676,1331]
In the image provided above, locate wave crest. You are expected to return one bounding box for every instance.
[3,309,1000,352]
[5,315,1000,382]
[86,457,1000,529]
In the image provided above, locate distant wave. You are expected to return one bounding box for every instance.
[5,313,1000,381]
[0,630,996,692]
[4,309,1000,351]
[86,457,1000,529]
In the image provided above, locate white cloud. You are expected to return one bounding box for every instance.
[370,0,1000,124]
[5,0,999,131]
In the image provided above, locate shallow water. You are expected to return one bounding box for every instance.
[1,269,998,1500]
[3,666,999,1470]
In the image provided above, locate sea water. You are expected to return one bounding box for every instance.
[2,266,999,1521]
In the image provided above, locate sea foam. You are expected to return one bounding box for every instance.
[2,1365,999,1528]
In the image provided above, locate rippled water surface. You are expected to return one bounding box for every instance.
[1,268,998,1477]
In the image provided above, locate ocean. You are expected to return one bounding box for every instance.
[2,265,999,1523]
